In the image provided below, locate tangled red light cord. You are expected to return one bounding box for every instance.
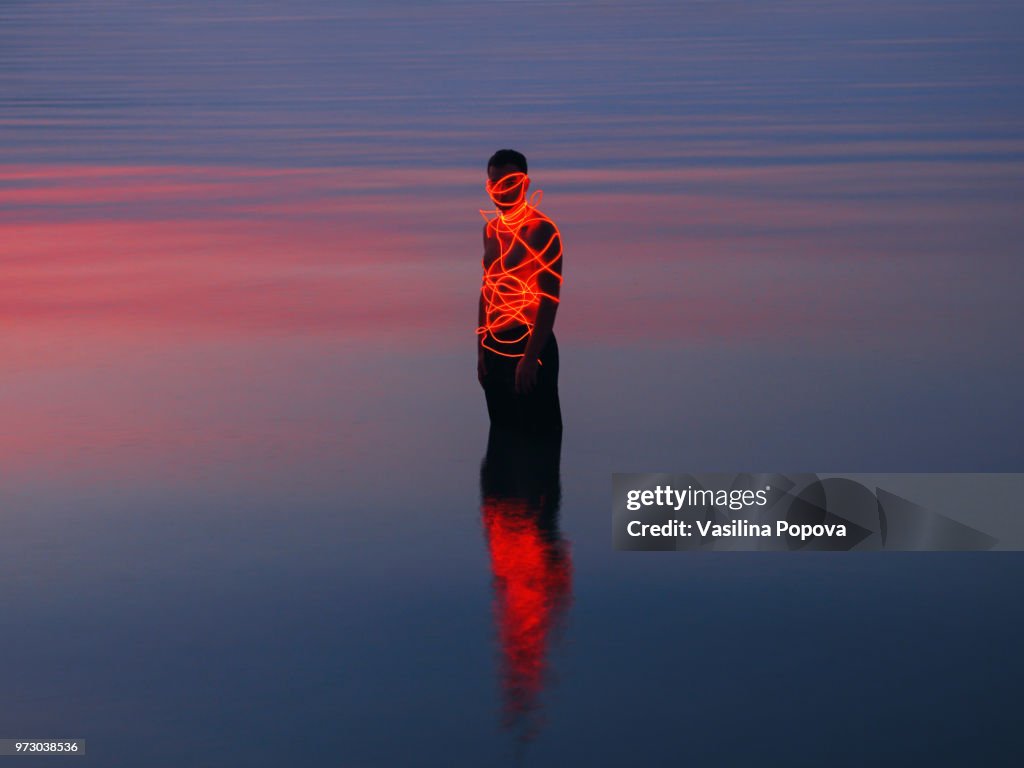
[477,173,563,359]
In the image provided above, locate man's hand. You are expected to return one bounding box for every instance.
[515,356,539,395]
[477,348,488,387]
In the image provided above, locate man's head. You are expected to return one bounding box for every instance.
[486,148,529,210]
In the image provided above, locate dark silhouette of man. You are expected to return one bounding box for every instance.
[476,149,563,434]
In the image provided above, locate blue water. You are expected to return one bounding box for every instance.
[2,1,1023,765]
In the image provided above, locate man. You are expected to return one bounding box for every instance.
[476,149,563,434]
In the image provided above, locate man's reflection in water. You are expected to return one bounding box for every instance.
[479,427,572,742]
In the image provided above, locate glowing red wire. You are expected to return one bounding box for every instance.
[477,173,563,359]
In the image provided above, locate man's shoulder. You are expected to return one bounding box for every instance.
[483,219,501,244]
[526,211,560,245]
[523,208,555,230]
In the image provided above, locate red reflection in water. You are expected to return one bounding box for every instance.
[480,430,571,741]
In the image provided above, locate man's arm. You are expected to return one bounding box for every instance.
[517,221,563,394]
[477,293,488,379]
[477,223,493,386]
[522,281,559,362]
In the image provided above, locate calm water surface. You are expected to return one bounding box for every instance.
[2,1,1023,765]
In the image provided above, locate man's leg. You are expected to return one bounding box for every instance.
[519,334,562,435]
[483,349,519,429]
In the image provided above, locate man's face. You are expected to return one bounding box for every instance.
[486,164,529,210]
